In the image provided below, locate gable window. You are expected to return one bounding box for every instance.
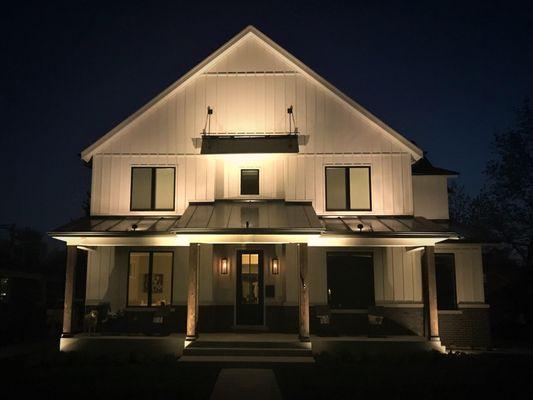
[241,169,259,195]
[127,251,173,307]
[327,252,375,309]
[131,167,175,211]
[325,166,371,211]
[435,253,457,310]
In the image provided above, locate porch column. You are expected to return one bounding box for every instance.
[186,243,200,341]
[421,246,440,343]
[298,243,310,342]
[62,245,77,337]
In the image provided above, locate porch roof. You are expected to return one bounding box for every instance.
[49,201,457,239]
[172,200,322,234]
[320,216,456,238]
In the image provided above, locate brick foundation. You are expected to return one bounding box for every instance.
[85,304,490,347]
[438,308,490,348]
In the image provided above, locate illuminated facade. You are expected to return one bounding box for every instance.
[51,26,489,354]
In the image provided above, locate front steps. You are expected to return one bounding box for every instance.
[180,340,315,363]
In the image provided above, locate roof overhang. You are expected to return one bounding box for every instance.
[200,134,299,154]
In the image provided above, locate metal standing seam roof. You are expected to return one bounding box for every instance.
[173,200,322,233]
[49,201,459,239]
[320,216,457,238]
[49,216,181,236]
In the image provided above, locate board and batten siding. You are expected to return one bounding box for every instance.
[85,247,193,311]
[89,35,415,216]
[307,246,485,307]
[91,152,413,215]
[95,36,409,155]
[412,175,450,220]
[306,247,422,306]
[435,245,485,304]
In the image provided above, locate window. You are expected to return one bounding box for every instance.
[435,253,457,310]
[131,167,175,211]
[327,252,374,309]
[241,169,259,195]
[325,166,371,211]
[127,252,173,307]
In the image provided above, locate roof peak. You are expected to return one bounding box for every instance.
[81,25,423,161]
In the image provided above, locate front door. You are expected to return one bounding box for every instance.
[236,250,264,325]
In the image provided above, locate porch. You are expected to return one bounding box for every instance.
[50,200,459,354]
[60,332,441,360]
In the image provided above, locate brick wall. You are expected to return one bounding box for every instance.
[438,308,491,349]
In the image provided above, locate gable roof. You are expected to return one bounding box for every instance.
[81,25,423,162]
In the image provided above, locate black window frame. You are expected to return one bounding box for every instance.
[240,168,260,196]
[325,166,372,211]
[126,251,174,308]
[435,253,458,310]
[326,251,375,310]
[130,167,176,211]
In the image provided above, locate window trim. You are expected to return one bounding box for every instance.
[126,251,174,308]
[435,252,458,311]
[130,167,176,211]
[240,168,260,196]
[325,166,372,211]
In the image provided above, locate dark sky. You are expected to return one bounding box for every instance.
[1,0,532,233]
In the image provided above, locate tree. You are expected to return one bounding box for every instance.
[475,100,533,268]
[82,190,91,217]
[448,181,472,224]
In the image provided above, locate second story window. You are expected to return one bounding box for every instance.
[131,167,175,211]
[241,169,259,195]
[325,166,371,211]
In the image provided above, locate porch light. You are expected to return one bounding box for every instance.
[271,258,279,275]
[220,257,229,275]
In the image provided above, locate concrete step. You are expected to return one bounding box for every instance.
[183,347,312,357]
[181,340,314,363]
[187,340,309,349]
[179,355,315,363]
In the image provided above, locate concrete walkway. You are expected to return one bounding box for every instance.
[210,368,282,400]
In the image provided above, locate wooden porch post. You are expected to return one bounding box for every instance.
[298,243,310,342]
[421,246,440,343]
[186,243,200,341]
[62,245,77,337]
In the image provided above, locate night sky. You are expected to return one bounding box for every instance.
[1,0,532,233]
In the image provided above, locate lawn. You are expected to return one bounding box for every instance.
[3,349,532,399]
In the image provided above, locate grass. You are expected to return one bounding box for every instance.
[4,348,532,399]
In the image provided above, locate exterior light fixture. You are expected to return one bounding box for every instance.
[220,257,229,275]
[271,258,279,275]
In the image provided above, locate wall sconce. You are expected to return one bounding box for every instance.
[271,258,279,275]
[220,258,229,275]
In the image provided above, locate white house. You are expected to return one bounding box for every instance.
[51,26,489,357]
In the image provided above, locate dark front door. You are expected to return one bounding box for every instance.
[236,250,264,325]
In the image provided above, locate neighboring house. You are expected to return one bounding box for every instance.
[50,26,489,353]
